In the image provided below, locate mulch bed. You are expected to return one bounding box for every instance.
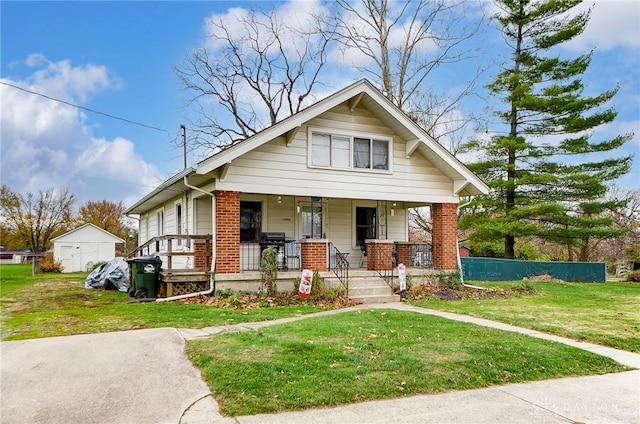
[405,283,538,302]
[177,282,539,309]
[179,292,360,309]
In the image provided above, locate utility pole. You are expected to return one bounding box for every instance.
[181,124,186,169]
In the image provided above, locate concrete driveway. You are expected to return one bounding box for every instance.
[1,328,219,424]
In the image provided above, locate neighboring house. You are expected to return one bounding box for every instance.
[1,252,14,265]
[52,223,124,273]
[125,79,488,294]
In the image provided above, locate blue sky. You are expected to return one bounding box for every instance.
[1,1,638,210]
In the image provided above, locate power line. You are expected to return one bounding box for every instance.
[1,81,172,137]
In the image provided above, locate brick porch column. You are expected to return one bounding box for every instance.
[215,190,240,273]
[300,239,328,272]
[432,203,458,270]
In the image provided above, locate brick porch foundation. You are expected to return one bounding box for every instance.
[300,239,328,272]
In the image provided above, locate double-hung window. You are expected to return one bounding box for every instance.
[310,129,390,171]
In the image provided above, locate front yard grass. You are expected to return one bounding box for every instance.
[3,264,636,417]
[409,281,640,352]
[0,264,328,340]
[187,308,630,417]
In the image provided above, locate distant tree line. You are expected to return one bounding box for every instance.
[0,184,137,254]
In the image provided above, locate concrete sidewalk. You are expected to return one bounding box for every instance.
[220,371,640,424]
[2,304,639,424]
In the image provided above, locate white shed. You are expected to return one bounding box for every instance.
[52,223,124,273]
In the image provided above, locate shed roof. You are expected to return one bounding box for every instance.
[52,223,125,243]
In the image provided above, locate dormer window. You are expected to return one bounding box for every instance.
[309,128,391,172]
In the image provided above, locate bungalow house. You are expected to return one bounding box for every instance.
[125,79,488,301]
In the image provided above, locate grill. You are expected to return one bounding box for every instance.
[261,232,286,243]
[259,232,291,270]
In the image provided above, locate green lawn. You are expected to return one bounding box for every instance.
[187,308,630,416]
[0,264,328,340]
[410,281,640,352]
[3,264,636,417]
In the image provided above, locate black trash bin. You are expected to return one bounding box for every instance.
[127,256,162,299]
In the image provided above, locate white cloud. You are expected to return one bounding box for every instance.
[24,54,122,103]
[566,1,640,52]
[202,0,329,56]
[0,57,160,209]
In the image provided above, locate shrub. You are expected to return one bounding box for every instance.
[89,261,106,272]
[436,269,462,288]
[626,270,640,283]
[39,253,64,273]
[260,247,278,295]
[309,270,344,302]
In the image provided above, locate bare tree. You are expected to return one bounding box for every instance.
[175,5,334,156]
[331,0,488,150]
[0,184,76,252]
[596,185,640,263]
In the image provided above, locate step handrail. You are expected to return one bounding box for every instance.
[328,242,349,296]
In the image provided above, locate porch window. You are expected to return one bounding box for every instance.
[309,129,390,171]
[355,207,376,247]
[240,201,262,242]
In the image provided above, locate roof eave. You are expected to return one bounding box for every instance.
[125,168,196,215]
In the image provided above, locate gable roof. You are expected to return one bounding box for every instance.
[52,223,125,243]
[125,79,489,215]
[195,79,488,196]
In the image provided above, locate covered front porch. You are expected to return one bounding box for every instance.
[130,190,458,300]
[214,191,458,275]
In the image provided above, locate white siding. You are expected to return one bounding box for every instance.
[213,103,457,203]
[195,196,213,235]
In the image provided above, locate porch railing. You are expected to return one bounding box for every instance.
[240,240,301,272]
[328,242,349,296]
[411,243,434,268]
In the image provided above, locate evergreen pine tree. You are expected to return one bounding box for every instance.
[461,0,632,259]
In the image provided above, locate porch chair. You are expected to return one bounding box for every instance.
[285,238,300,270]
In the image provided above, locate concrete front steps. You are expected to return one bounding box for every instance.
[325,271,400,304]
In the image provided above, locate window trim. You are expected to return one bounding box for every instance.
[156,208,165,237]
[308,127,392,173]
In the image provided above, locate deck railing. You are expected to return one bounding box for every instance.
[128,234,212,270]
